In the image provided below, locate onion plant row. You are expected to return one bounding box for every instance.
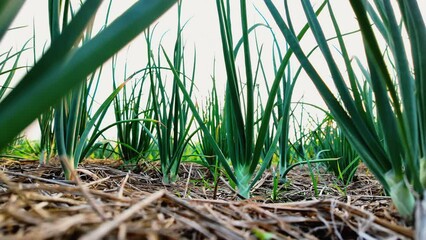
[1,0,349,198]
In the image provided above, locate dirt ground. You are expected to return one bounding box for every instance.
[0,158,414,239]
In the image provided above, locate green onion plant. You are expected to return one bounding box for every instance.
[265,0,426,218]
[213,0,282,197]
[309,115,360,185]
[50,0,119,179]
[256,1,329,182]
[30,22,56,165]
[112,58,155,165]
[37,106,55,165]
[196,70,228,172]
[192,73,227,197]
[147,1,196,184]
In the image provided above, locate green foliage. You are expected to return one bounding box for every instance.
[267,1,328,180]
[89,141,117,159]
[37,106,55,165]
[0,0,177,180]
[113,58,155,165]
[147,1,196,184]
[309,115,360,185]
[265,0,425,218]
[196,71,227,172]
[0,136,40,161]
[0,0,177,150]
[0,41,28,101]
[166,0,285,198]
[50,0,118,179]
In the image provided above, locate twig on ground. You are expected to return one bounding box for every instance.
[117,172,130,198]
[79,190,166,240]
[184,163,193,197]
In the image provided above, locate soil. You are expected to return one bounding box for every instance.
[0,158,414,239]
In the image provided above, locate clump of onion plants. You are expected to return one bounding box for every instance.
[112,58,155,166]
[196,75,227,173]
[309,115,360,185]
[147,1,197,184]
[265,0,425,218]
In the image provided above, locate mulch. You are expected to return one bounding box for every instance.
[0,158,415,239]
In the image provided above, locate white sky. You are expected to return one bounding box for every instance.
[1,0,424,140]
